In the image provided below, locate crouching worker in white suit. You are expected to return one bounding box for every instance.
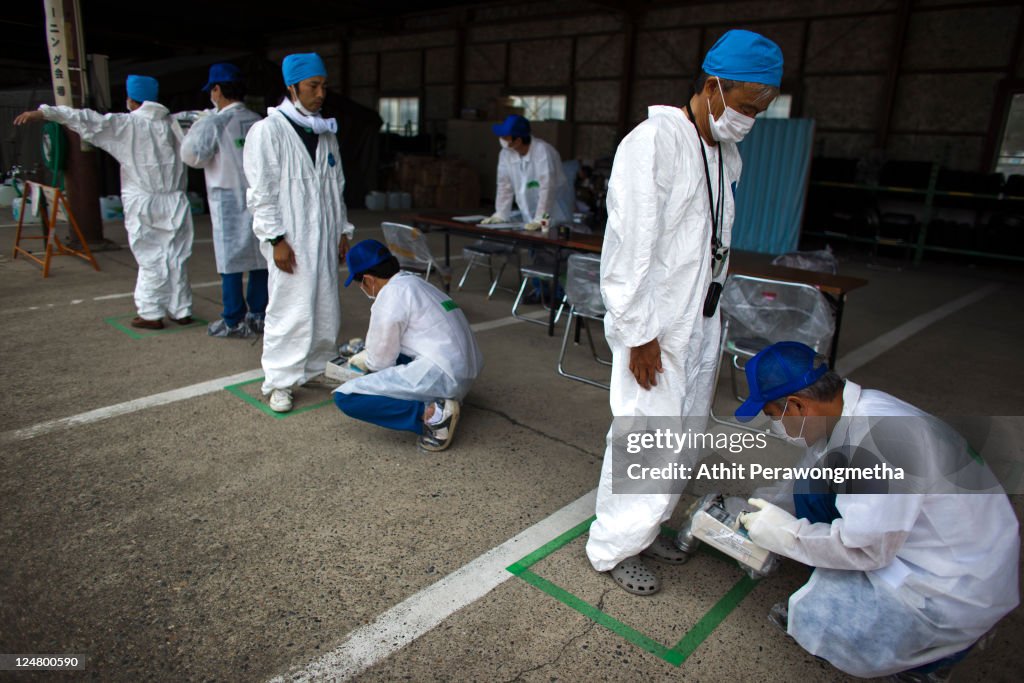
[735,341,1020,682]
[335,240,483,452]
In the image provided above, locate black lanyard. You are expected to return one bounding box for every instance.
[685,102,724,251]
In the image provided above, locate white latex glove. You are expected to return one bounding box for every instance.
[739,498,799,555]
[523,221,543,231]
[348,350,371,373]
[480,213,507,225]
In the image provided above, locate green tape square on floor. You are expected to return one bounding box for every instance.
[104,314,207,339]
[506,516,760,667]
[223,377,335,419]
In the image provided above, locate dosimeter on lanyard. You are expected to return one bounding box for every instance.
[684,101,729,317]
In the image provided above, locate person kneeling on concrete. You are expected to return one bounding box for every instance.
[334,240,484,452]
[734,341,1019,682]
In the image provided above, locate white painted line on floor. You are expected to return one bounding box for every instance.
[269,489,598,683]
[0,306,551,444]
[2,369,265,443]
[471,308,549,330]
[1,281,222,314]
[91,280,221,301]
[836,283,1001,376]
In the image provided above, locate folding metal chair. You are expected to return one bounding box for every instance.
[710,274,835,430]
[380,222,450,286]
[458,240,520,299]
[511,261,566,326]
[557,253,611,389]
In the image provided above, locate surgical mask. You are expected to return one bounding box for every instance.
[768,400,808,448]
[499,138,510,149]
[360,281,376,301]
[707,81,755,143]
[295,101,318,116]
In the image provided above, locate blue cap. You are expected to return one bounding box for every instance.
[202,63,242,92]
[735,342,828,422]
[282,53,327,86]
[345,239,393,287]
[703,29,784,87]
[492,114,530,139]
[126,75,159,103]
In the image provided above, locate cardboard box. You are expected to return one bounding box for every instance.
[397,155,434,192]
[458,167,481,208]
[439,160,468,186]
[413,184,436,208]
[417,162,442,187]
[435,184,461,211]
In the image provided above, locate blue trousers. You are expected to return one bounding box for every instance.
[333,353,426,434]
[334,392,425,434]
[221,269,268,326]
[793,481,841,525]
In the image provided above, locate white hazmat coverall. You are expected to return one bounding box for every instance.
[40,102,193,320]
[586,105,742,571]
[181,102,263,274]
[244,106,353,394]
[495,136,574,226]
[748,381,1020,678]
[336,271,483,402]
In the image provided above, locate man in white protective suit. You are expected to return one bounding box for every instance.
[333,240,483,452]
[181,63,267,339]
[14,75,194,330]
[244,52,354,413]
[735,341,1019,682]
[479,114,574,231]
[585,30,783,595]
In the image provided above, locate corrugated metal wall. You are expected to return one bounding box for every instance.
[732,118,816,254]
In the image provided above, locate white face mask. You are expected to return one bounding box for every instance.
[499,138,510,149]
[768,400,808,448]
[360,281,376,301]
[707,80,755,143]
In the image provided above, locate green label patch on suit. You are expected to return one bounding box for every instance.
[441,299,458,312]
[234,138,245,148]
[526,180,540,189]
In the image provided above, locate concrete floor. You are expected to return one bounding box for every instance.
[1,208,1022,682]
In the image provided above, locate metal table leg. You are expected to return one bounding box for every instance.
[548,247,562,337]
[444,231,451,293]
[828,293,846,368]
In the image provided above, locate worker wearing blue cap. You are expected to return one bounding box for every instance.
[182,63,267,339]
[480,114,574,231]
[730,342,1019,680]
[586,29,785,595]
[333,240,483,452]
[243,52,354,413]
[14,75,195,329]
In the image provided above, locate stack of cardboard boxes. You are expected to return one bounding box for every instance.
[395,155,481,210]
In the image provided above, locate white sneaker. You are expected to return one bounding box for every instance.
[268,388,293,413]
